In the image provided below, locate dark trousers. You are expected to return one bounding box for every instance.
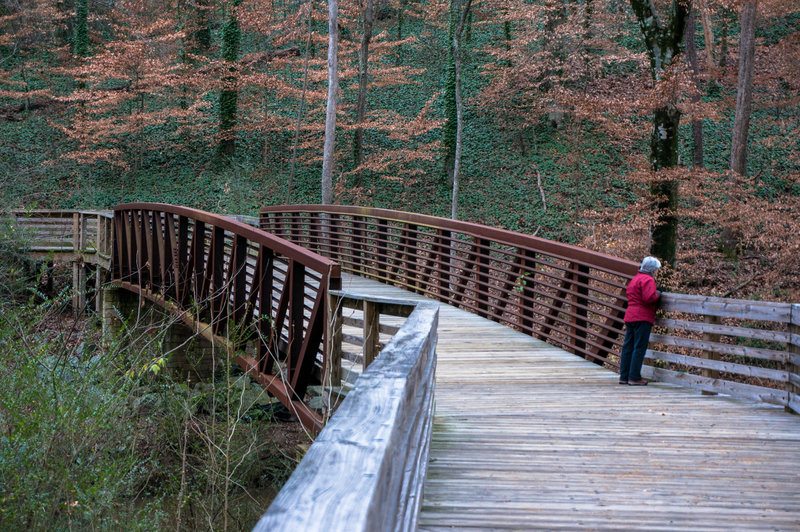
[619,321,652,381]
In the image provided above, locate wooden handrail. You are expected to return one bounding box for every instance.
[255,295,438,532]
[261,205,639,368]
[646,294,800,413]
[113,203,342,431]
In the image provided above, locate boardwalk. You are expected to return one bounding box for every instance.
[340,274,800,531]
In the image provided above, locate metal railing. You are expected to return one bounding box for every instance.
[113,203,341,431]
[261,205,639,368]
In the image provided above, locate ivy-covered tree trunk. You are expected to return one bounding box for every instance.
[73,0,89,57]
[441,2,458,184]
[629,0,688,266]
[217,0,242,159]
[450,0,472,220]
[353,0,374,173]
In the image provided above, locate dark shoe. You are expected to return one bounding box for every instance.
[628,379,648,386]
[618,380,628,385]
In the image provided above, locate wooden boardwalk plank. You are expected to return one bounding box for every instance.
[340,274,800,531]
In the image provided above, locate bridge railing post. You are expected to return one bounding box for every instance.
[327,292,344,387]
[72,213,86,314]
[788,304,800,414]
[363,299,381,368]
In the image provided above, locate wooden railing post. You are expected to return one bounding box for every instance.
[701,315,721,395]
[788,304,799,414]
[72,213,86,314]
[363,300,380,368]
[327,293,343,387]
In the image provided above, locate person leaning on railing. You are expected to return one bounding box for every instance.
[619,256,662,386]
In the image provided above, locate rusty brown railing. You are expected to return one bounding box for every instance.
[261,205,639,368]
[114,203,341,431]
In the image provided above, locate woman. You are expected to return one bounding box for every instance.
[619,256,662,386]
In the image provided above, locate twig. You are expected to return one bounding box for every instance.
[534,163,547,211]
[722,272,761,298]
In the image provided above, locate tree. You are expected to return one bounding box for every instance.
[450,0,472,220]
[218,0,243,159]
[353,0,374,171]
[73,0,89,58]
[729,1,758,175]
[629,0,688,265]
[685,3,704,168]
[321,0,339,204]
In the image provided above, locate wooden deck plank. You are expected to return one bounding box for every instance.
[339,274,800,531]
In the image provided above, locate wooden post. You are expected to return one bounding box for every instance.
[327,293,343,387]
[701,314,721,395]
[363,300,380,368]
[787,304,799,414]
[475,238,491,314]
[71,213,85,314]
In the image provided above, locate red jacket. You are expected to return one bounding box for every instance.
[624,272,660,324]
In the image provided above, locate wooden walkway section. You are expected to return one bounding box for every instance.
[340,274,800,531]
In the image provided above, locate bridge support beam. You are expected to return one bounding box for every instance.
[101,286,220,381]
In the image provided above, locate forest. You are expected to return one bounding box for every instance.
[1,0,799,529]
[1,0,799,299]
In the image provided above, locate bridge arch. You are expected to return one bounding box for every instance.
[112,203,341,431]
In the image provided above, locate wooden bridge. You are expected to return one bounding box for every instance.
[9,204,800,530]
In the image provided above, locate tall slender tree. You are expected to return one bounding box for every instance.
[353,0,374,172]
[450,0,472,220]
[321,0,339,204]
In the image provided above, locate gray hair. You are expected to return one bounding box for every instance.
[640,256,662,273]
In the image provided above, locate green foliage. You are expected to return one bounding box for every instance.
[0,300,163,530]
[0,261,303,529]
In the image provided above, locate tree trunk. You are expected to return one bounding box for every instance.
[442,2,458,184]
[629,0,688,266]
[450,0,472,220]
[321,0,339,205]
[719,9,729,68]
[649,106,681,264]
[395,0,405,66]
[74,0,89,57]
[354,0,374,172]
[286,0,314,204]
[685,5,704,168]
[730,1,758,176]
[697,0,716,69]
[217,0,242,159]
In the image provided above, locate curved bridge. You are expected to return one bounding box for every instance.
[112,203,341,431]
[100,204,800,530]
